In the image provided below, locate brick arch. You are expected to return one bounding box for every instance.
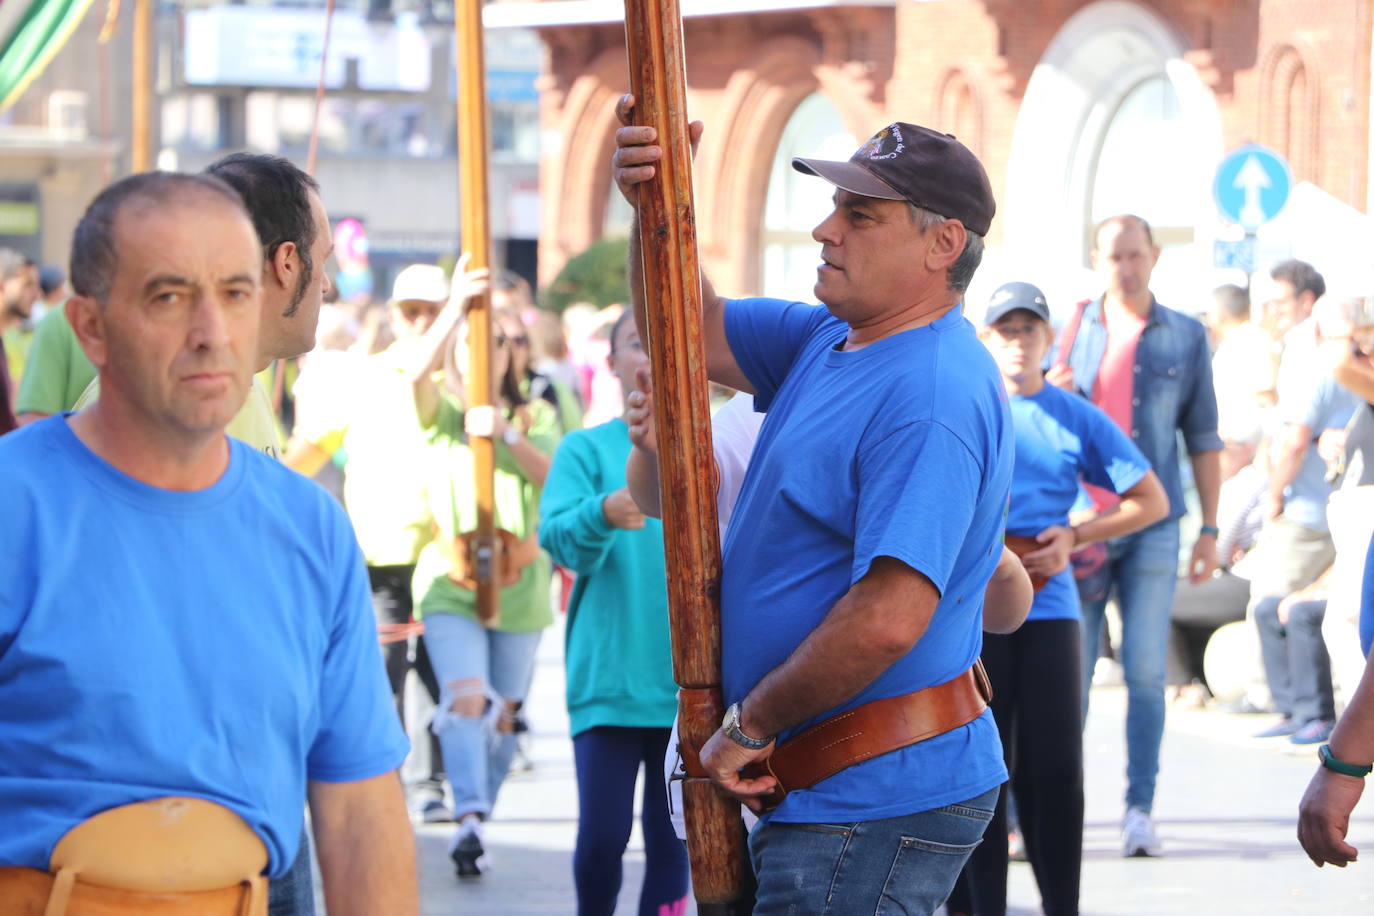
[538,48,627,288]
[703,35,862,293]
[934,67,984,160]
[1261,43,1318,183]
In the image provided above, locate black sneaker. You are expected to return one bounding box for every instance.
[451,824,487,878]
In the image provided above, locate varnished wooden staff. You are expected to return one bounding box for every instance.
[455,0,500,623]
[130,0,151,171]
[622,2,744,909]
[305,0,337,176]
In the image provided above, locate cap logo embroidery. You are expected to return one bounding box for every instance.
[858,124,905,162]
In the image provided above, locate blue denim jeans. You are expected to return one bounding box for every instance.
[747,787,998,915]
[267,827,315,916]
[1078,520,1180,813]
[423,612,542,820]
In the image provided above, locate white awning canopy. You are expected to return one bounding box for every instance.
[483,0,896,29]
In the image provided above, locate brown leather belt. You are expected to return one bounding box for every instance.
[681,661,992,810]
[1004,534,1050,593]
[0,866,263,915]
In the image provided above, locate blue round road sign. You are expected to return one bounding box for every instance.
[1213,144,1292,229]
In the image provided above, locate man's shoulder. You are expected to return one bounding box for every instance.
[234,439,344,523]
[1151,299,1208,337]
[0,420,61,488]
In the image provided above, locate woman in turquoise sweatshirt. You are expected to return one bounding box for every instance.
[539,311,688,916]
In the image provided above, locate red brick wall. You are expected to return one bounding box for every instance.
[535,0,1371,290]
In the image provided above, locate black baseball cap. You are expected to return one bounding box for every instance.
[792,123,996,237]
[984,282,1051,326]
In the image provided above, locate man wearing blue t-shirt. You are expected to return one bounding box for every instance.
[616,102,1014,912]
[0,172,415,913]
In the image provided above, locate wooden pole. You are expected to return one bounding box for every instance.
[622,1,744,909]
[305,0,337,176]
[130,0,151,172]
[455,0,500,624]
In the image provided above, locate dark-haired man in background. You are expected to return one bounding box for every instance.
[1051,214,1222,857]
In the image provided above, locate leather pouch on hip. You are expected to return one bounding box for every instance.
[445,529,541,595]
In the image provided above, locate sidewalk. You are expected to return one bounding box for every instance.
[400,616,1373,915]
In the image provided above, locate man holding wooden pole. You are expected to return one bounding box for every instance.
[615,111,1014,913]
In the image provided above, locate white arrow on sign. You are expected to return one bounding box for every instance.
[1235,155,1271,227]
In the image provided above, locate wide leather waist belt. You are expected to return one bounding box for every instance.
[682,661,992,810]
[1003,534,1049,593]
[0,866,264,916]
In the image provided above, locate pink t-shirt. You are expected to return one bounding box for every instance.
[1086,301,1147,510]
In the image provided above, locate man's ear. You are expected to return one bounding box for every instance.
[925,219,967,274]
[268,241,298,292]
[66,296,108,369]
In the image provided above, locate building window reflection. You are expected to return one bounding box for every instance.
[761,93,855,302]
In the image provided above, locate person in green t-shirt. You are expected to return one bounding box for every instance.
[409,274,561,879]
[15,302,97,423]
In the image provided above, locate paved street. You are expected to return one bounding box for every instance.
[381,617,1374,915]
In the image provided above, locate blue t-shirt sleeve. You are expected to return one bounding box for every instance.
[1079,399,1150,495]
[853,420,980,594]
[307,510,410,783]
[723,298,832,410]
[1361,533,1374,659]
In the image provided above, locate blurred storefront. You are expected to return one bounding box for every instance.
[0,0,542,297]
[506,0,1372,314]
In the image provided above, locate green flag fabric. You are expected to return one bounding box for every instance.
[0,0,98,113]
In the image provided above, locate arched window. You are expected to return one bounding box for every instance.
[760,93,856,302]
[1089,75,1193,238]
[1265,47,1314,181]
[936,70,982,157]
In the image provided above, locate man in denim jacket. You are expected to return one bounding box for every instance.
[1050,214,1223,857]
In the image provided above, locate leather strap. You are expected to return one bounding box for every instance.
[437,528,542,624]
[0,866,264,916]
[1003,534,1050,593]
[681,661,992,811]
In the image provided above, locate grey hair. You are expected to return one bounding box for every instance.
[0,247,24,282]
[905,204,985,293]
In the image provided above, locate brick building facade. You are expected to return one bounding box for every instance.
[500,0,1372,310]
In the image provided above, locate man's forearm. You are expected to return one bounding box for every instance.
[1190,448,1222,527]
[310,773,417,916]
[1267,430,1308,509]
[625,445,663,518]
[739,558,936,739]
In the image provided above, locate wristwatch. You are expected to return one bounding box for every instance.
[1318,743,1373,778]
[722,702,773,750]
[503,425,521,446]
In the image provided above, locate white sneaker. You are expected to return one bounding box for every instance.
[1122,806,1161,857]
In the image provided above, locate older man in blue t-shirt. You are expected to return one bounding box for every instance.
[615,105,1015,912]
[0,172,414,913]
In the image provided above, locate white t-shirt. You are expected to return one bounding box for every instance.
[1211,323,1275,444]
[667,392,764,838]
[711,393,766,538]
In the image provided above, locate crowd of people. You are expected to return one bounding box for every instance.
[1,106,1373,916]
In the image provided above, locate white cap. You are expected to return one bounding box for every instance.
[391,264,447,304]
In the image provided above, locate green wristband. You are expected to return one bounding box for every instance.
[1319,744,1373,778]
[1199,524,1220,538]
